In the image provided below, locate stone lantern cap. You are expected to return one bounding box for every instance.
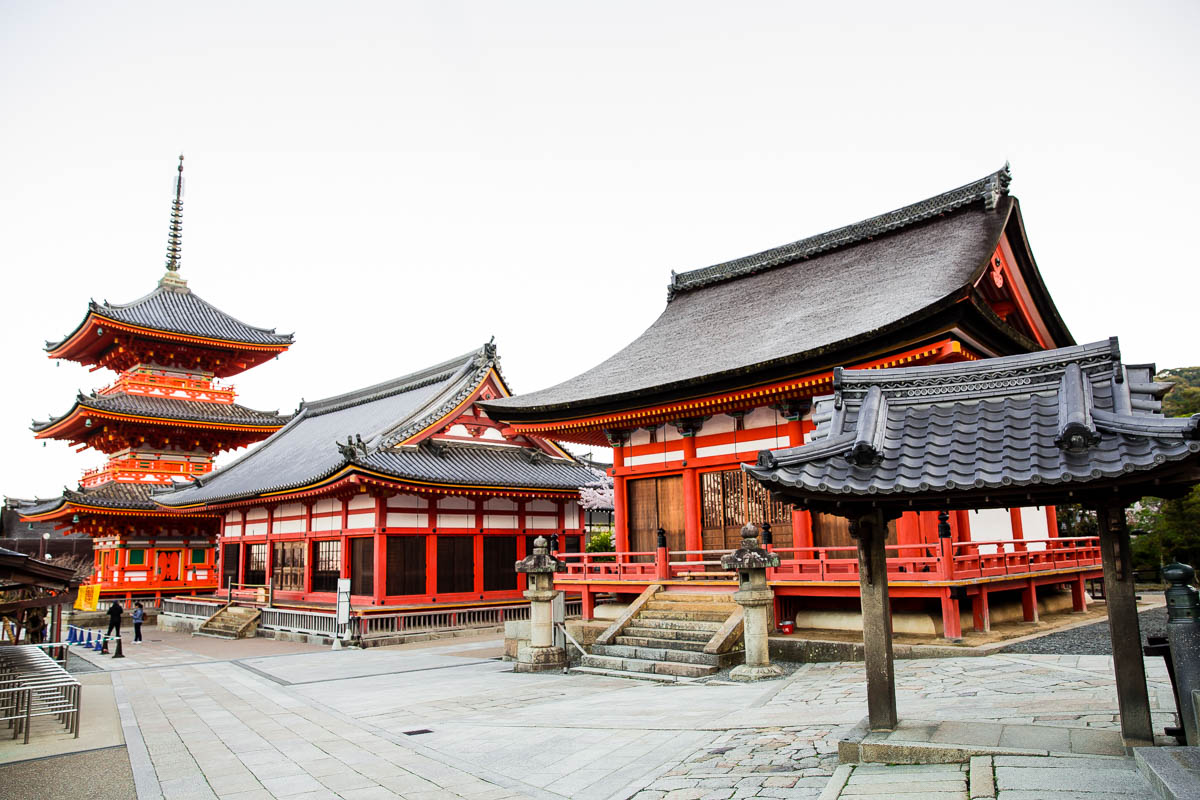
[515,535,566,574]
[721,523,780,570]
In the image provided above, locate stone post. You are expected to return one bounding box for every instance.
[722,523,783,681]
[513,536,567,672]
[1164,562,1200,745]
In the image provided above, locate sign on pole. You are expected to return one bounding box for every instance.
[74,584,99,612]
[335,578,351,627]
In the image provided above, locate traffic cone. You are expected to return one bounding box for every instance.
[84,630,92,647]
[100,635,109,655]
[94,633,104,652]
[67,626,76,645]
[111,636,124,659]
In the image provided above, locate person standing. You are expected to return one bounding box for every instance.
[105,600,123,641]
[132,602,144,643]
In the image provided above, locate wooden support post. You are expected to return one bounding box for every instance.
[1096,504,1154,747]
[426,532,438,598]
[793,509,813,548]
[682,466,701,559]
[1071,574,1087,612]
[373,500,387,605]
[940,591,962,640]
[1046,505,1059,537]
[581,586,594,620]
[1021,580,1039,623]
[972,588,991,632]
[855,509,897,731]
[1009,507,1026,552]
[613,473,629,553]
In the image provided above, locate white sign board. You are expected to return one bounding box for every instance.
[552,592,565,649]
[336,578,351,626]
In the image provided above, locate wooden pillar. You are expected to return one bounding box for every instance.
[793,509,814,548]
[613,474,629,553]
[1096,503,1153,746]
[972,588,991,632]
[581,587,594,620]
[1021,581,1039,623]
[473,532,485,596]
[682,467,701,557]
[940,591,962,640]
[954,509,972,541]
[855,509,897,731]
[1009,508,1026,552]
[303,503,314,595]
[263,507,275,589]
[373,496,386,604]
[1046,505,1059,537]
[1071,574,1087,613]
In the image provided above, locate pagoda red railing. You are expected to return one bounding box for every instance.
[554,536,1102,584]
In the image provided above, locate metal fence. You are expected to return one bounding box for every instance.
[258,600,582,640]
[161,597,225,620]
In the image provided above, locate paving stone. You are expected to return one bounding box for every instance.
[841,780,968,795]
[994,766,1152,794]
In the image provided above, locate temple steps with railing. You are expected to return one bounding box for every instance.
[575,588,743,681]
[196,605,260,639]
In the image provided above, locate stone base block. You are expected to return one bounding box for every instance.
[729,662,784,681]
[514,645,567,673]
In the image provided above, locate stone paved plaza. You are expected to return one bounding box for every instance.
[0,628,1177,799]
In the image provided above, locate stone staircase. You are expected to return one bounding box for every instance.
[196,604,260,639]
[574,587,744,681]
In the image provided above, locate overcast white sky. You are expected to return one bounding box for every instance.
[3,1,1199,499]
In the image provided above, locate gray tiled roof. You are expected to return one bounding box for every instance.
[154,343,592,507]
[47,284,293,350]
[668,166,1012,299]
[16,483,160,517]
[484,166,1070,420]
[361,444,599,491]
[745,339,1200,510]
[32,393,288,432]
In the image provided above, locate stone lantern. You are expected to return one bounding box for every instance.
[721,523,784,681]
[513,535,567,672]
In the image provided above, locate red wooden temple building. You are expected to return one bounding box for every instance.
[154,341,599,609]
[483,166,1108,639]
[16,157,293,600]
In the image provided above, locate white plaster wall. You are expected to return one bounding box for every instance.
[969,508,1014,554]
[437,513,474,528]
[565,501,580,528]
[314,498,340,514]
[1020,506,1049,551]
[627,449,685,467]
[387,512,429,528]
[348,494,374,511]
[278,502,304,518]
[311,515,338,532]
[485,498,516,511]
[245,506,268,536]
[388,494,426,509]
[702,415,737,436]
[440,496,474,511]
[528,516,558,529]
[484,514,518,528]
[527,500,556,514]
[346,512,375,528]
[274,518,306,534]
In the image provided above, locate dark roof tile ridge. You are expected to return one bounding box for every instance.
[384,438,575,460]
[374,344,499,449]
[90,284,294,343]
[667,164,1013,300]
[302,349,479,417]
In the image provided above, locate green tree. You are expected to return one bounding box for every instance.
[1134,367,1200,571]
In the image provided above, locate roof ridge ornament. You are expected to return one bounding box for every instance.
[1055,363,1101,453]
[159,154,189,292]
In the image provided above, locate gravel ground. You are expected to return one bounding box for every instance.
[1001,604,1168,655]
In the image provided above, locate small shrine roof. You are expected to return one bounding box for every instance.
[47,284,294,353]
[32,393,289,434]
[15,483,161,519]
[745,339,1200,512]
[155,342,595,507]
[483,166,1073,424]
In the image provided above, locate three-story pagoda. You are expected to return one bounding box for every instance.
[17,157,293,601]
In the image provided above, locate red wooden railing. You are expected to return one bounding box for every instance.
[553,536,1102,584]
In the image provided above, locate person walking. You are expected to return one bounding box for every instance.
[105,600,123,643]
[132,602,144,643]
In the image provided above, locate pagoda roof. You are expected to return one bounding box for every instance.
[155,343,597,508]
[745,339,1200,513]
[48,283,293,352]
[482,166,1074,426]
[16,483,163,520]
[32,393,289,438]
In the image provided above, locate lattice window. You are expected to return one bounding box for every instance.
[312,540,341,593]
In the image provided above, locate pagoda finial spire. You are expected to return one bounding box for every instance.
[160,155,189,290]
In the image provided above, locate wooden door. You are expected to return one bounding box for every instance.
[385,536,426,596]
[436,536,474,594]
[811,513,897,549]
[626,476,685,558]
[158,551,181,582]
[350,537,374,596]
[272,542,305,592]
[702,470,794,549]
[222,544,240,589]
[482,536,518,592]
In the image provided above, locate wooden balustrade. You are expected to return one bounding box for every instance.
[554,536,1102,584]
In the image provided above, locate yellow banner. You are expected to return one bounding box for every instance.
[74,584,100,612]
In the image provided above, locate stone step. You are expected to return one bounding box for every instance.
[644,600,738,614]
[193,630,238,640]
[580,654,718,678]
[591,643,740,668]
[622,625,715,643]
[625,617,724,633]
[638,608,733,622]
[569,666,698,684]
[655,592,737,604]
[614,635,711,652]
